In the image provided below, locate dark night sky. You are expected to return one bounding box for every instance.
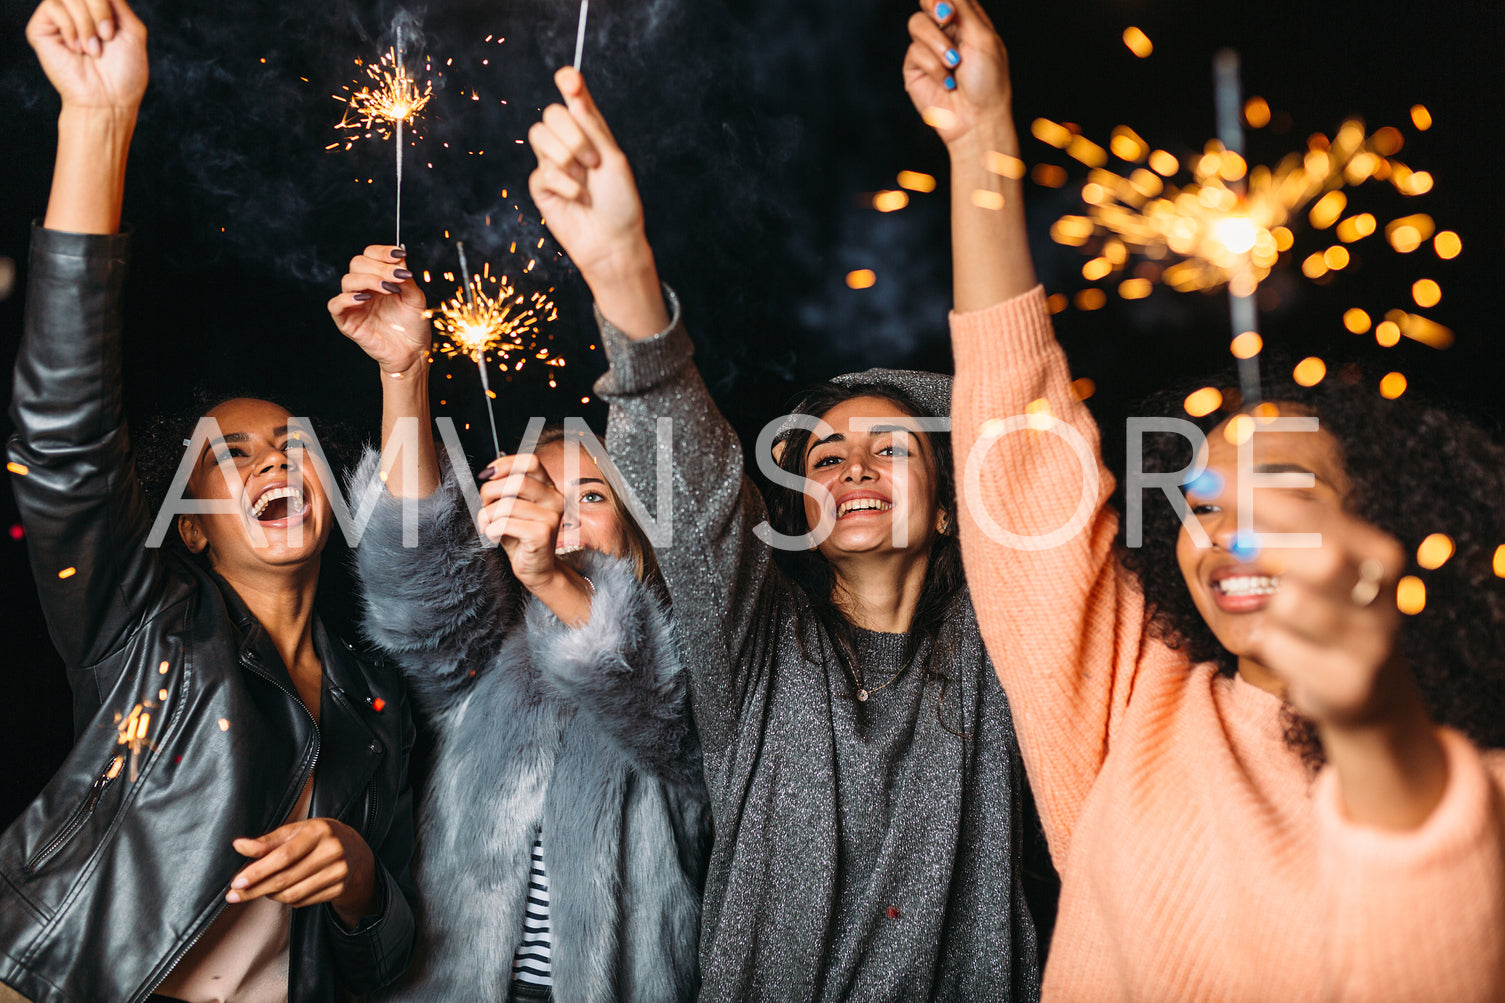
[2,0,1503,822]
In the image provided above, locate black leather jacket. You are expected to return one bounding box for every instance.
[0,227,417,1003]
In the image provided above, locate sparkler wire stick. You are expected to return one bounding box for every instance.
[1214,49,1262,405]
[573,0,590,71]
[457,242,504,458]
[395,26,406,247]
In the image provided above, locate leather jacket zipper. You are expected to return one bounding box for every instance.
[365,777,381,838]
[132,650,320,1003]
[24,753,124,872]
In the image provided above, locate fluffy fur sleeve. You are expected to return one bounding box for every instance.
[527,551,704,792]
[350,445,520,714]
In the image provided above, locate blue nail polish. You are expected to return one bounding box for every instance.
[935,2,953,19]
[944,75,957,91]
[1230,531,1261,562]
[944,48,961,67]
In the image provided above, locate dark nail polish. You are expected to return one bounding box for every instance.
[935,2,952,19]
[390,247,407,260]
[380,280,400,293]
[477,464,497,481]
[393,268,413,280]
[944,75,956,91]
[353,291,373,302]
[944,48,960,67]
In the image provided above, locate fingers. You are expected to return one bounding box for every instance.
[478,456,561,508]
[529,116,590,188]
[554,66,618,152]
[108,0,145,38]
[542,102,599,171]
[29,0,78,53]
[347,247,414,288]
[905,16,953,89]
[529,158,588,208]
[334,246,420,310]
[228,819,347,906]
[908,10,960,74]
[54,0,108,54]
[85,0,114,40]
[480,498,564,545]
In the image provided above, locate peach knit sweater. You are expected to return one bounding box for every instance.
[950,285,1505,1002]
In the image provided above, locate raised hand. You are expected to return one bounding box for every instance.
[1245,491,1412,729]
[228,816,377,928]
[529,67,669,339]
[476,454,593,624]
[1245,491,1447,829]
[27,0,148,113]
[329,244,430,377]
[477,454,568,589]
[903,0,1013,150]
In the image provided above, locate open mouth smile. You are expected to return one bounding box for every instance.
[1209,566,1279,613]
[835,496,893,518]
[250,485,308,524]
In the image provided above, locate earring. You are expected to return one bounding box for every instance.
[936,512,950,535]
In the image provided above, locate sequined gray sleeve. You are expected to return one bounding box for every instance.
[593,288,781,754]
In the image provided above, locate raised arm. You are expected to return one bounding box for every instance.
[528,68,783,754]
[7,0,168,683]
[903,0,1034,311]
[907,0,1154,859]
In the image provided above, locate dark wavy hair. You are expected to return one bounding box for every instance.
[1120,370,1505,766]
[765,380,970,735]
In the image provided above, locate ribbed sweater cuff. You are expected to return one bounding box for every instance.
[1314,728,1496,867]
[948,284,1054,361]
[592,284,692,398]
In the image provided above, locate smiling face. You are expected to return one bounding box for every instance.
[801,395,941,562]
[535,440,627,559]
[1177,412,1351,662]
[176,398,332,576]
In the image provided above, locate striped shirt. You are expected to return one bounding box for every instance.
[511,835,552,986]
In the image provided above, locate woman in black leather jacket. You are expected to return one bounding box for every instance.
[0,2,416,1000]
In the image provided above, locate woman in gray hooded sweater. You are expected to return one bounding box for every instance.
[520,6,1041,995]
[327,244,709,1002]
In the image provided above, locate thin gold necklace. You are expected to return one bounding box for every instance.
[846,644,923,702]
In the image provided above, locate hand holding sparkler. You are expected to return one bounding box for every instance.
[476,453,594,626]
[905,0,1037,309]
[1230,489,1448,830]
[529,67,670,339]
[903,0,1011,150]
[330,244,430,378]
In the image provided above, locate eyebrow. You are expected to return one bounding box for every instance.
[201,426,293,462]
[809,433,846,451]
[1255,462,1330,487]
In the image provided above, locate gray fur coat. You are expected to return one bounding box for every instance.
[351,449,709,1002]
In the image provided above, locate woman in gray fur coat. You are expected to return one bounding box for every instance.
[328,245,710,1003]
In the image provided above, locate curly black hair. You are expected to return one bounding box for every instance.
[132,388,362,557]
[1120,369,1505,766]
[765,379,971,735]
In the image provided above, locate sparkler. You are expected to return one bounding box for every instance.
[573,0,590,71]
[1041,75,1450,358]
[431,243,562,457]
[335,26,434,246]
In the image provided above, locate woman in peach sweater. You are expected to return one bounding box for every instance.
[915,0,1505,998]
